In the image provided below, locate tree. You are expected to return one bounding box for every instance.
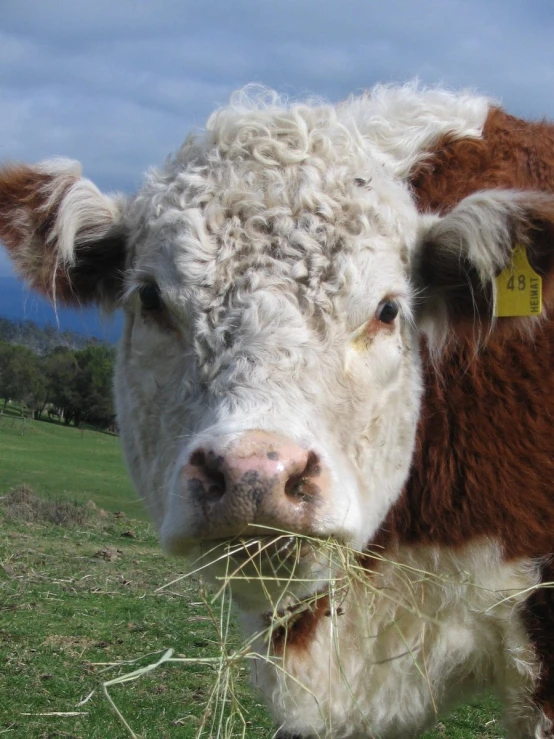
[0,342,45,414]
[73,345,116,428]
[43,347,79,421]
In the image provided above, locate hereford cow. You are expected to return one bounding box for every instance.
[1,84,554,738]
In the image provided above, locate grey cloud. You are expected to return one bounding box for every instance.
[2,0,553,172]
[1,0,553,276]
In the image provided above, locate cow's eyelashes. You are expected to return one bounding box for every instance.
[376,299,399,325]
[139,283,163,312]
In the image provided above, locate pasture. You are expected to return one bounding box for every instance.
[0,416,503,737]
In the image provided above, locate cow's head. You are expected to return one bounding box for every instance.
[2,99,553,612]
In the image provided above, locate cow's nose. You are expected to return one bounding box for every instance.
[182,431,327,539]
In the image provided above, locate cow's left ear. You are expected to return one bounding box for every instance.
[0,159,127,309]
[414,189,554,345]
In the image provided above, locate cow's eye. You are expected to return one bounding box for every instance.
[376,299,399,325]
[139,283,162,312]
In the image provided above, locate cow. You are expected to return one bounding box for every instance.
[1,83,554,738]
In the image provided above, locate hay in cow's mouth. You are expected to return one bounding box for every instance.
[103,538,461,738]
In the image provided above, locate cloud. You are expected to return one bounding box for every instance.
[1,0,554,194]
[2,0,553,312]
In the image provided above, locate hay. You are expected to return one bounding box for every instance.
[96,532,554,738]
[97,533,444,737]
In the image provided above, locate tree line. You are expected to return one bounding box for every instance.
[0,316,103,353]
[0,341,116,430]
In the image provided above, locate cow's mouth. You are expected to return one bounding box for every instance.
[227,534,310,562]
[196,534,335,614]
[200,534,314,572]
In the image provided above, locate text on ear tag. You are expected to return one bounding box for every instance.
[494,244,542,318]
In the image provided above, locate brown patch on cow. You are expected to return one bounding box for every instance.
[378,336,554,559]
[403,109,554,546]
[410,108,554,214]
[270,592,329,653]
[0,164,59,249]
[377,107,554,721]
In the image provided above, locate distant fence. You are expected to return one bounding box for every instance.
[0,402,32,435]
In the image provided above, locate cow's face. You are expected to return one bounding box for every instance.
[111,113,424,609]
[1,100,547,612]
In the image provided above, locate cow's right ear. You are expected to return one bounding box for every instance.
[0,159,127,309]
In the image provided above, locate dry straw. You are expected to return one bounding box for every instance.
[93,530,551,738]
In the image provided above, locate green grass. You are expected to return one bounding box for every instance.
[0,414,505,737]
[0,404,142,519]
[0,495,273,738]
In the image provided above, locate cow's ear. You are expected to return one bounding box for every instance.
[414,189,554,348]
[0,159,127,309]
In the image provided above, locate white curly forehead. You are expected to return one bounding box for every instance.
[125,90,421,320]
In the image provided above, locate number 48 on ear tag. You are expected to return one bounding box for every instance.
[494,244,542,318]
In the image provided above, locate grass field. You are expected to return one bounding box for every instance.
[0,403,142,518]
[0,413,505,738]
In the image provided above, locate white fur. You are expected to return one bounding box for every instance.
[117,87,437,550]
[250,542,544,739]
[115,85,493,557]
[32,159,125,263]
[339,83,490,178]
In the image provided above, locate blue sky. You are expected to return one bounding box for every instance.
[1,0,554,280]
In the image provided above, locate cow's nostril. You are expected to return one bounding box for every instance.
[190,449,206,467]
[189,448,226,499]
[203,465,226,498]
[285,450,321,502]
[206,471,226,499]
[305,450,321,477]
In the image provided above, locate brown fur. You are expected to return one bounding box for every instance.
[410,108,554,212]
[0,164,125,305]
[414,110,554,344]
[270,592,330,653]
[376,107,554,724]
[0,164,68,297]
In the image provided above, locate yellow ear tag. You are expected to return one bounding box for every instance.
[494,244,542,318]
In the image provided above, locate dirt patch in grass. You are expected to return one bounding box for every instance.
[0,484,102,526]
[42,634,96,655]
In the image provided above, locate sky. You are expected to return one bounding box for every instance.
[1,0,554,282]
